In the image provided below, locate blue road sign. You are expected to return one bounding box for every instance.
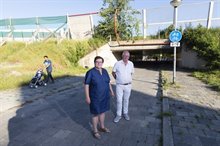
[169,30,182,42]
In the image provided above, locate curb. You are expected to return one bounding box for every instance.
[162,97,174,146]
[159,71,174,146]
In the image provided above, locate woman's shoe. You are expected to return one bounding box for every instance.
[93,131,101,139]
[98,127,111,133]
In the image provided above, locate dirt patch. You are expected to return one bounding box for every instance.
[0,62,23,69]
[9,71,22,76]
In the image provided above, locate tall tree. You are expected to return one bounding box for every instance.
[94,0,140,41]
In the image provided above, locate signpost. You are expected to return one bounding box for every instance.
[169,30,182,83]
[170,42,180,47]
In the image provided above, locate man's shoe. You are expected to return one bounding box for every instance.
[113,116,121,123]
[124,114,130,121]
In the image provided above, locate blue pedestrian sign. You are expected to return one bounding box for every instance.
[169,30,182,42]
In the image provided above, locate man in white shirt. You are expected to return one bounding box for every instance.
[112,51,134,123]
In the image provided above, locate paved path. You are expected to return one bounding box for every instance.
[0,68,162,146]
[2,64,219,146]
[0,76,83,113]
[163,70,220,146]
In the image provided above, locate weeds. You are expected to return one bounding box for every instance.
[193,70,220,92]
[158,112,173,118]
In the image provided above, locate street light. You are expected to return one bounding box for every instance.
[170,0,182,83]
[170,0,182,8]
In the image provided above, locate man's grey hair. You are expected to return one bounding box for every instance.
[122,51,130,57]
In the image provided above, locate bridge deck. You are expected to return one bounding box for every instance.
[109,39,172,51]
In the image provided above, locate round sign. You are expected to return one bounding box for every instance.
[169,30,182,42]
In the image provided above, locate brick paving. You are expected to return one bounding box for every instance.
[0,68,162,146]
[163,70,220,146]
[1,66,219,146]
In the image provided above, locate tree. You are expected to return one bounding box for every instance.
[94,0,140,41]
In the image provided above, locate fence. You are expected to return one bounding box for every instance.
[0,16,68,45]
[0,13,97,45]
[143,1,220,37]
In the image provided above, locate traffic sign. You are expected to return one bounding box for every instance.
[169,30,182,42]
[170,42,180,47]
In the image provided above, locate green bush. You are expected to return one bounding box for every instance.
[150,25,182,39]
[88,38,106,50]
[183,26,220,70]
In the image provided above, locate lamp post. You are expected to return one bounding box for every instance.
[170,0,182,83]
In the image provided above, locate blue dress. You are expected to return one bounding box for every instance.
[85,67,110,115]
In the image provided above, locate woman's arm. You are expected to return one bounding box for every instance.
[84,84,91,104]
[109,83,115,97]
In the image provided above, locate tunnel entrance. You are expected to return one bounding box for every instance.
[112,48,180,69]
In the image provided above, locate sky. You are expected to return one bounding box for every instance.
[0,0,215,19]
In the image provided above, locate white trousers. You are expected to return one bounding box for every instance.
[116,84,132,116]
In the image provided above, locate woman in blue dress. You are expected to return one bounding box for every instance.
[84,56,114,139]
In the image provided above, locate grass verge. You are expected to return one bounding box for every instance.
[0,38,106,90]
[193,70,220,92]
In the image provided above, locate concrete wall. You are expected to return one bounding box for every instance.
[78,44,118,68]
[179,44,206,69]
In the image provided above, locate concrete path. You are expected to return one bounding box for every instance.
[1,65,219,146]
[163,70,220,146]
[0,76,83,113]
[0,68,162,146]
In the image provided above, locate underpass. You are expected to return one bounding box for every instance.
[79,39,180,69]
[110,39,175,62]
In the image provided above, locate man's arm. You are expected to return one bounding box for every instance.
[112,62,117,79]
[131,62,134,75]
[44,61,50,68]
[112,72,116,79]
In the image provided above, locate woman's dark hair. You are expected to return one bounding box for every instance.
[94,56,104,63]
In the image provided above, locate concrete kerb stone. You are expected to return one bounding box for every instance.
[160,71,174,146]
[162,98,174,146]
